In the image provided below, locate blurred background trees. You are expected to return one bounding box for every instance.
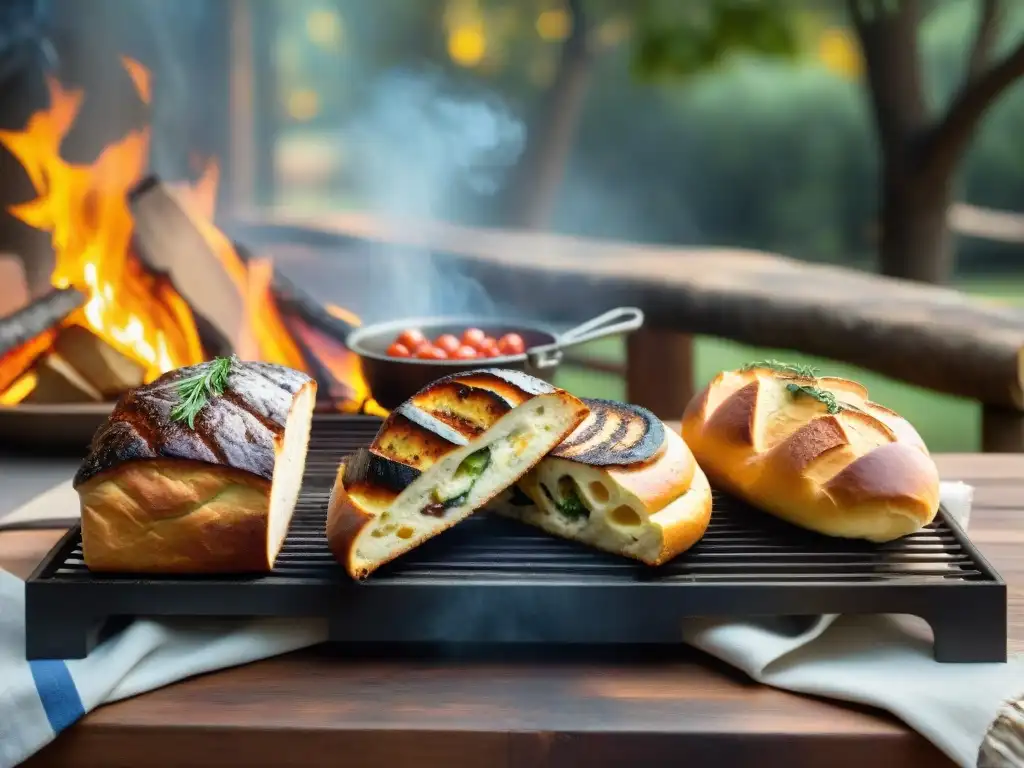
[265,0,1024,285]
[28,0,1023,286]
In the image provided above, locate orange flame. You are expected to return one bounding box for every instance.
[0,64,192,378]
[0,59,371,411]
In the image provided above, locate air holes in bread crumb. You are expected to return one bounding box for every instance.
[609,505,642,527]
[589,482,610,502]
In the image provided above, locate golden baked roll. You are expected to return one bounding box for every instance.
[327,368,589,579]
[491,399,712,565]
[74,358,317,573]
[681,361,940,542]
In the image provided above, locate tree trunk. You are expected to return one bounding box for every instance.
[878,167,955,283]
[499,0,594,231]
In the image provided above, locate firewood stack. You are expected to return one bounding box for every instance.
[0,175,369,413]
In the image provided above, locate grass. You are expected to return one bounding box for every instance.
[552,276,1024,453]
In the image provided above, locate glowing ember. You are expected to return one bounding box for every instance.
[0,59,373,412]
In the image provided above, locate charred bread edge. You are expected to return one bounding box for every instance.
[72,365,316,488]
[552,398,665,466]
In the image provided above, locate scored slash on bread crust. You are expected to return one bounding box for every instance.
[327,369,590,580]
[74,361,317,573]
[681,366,941,542]
[491,399,712,566]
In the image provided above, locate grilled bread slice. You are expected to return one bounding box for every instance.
[681,362,940,542]
[327,369,590,579]
[491,399,712,565]
[74,360,317,573]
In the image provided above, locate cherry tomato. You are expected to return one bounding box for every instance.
[452,345,478,360]
[387,342,412,358]
[478,339,501,358]
[396,328,426,350]
[434,334,461,354]
[416,345,449,360]
[461,328,486,348]
[497,333,525,356]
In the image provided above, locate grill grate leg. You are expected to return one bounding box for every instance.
[25,608,104,661]
[925,597,1007,663]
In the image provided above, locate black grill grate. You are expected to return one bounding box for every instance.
[25,415,1007,662]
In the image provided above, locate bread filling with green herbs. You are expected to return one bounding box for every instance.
[540,476,590,521]
[424,446,492,513]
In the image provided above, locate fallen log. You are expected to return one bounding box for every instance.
[228,211,1024,412]
[51,324,145,398]
[23,351,104,403]
[0,287,85,358]
[278,310,361,412]
[266,270,357,342]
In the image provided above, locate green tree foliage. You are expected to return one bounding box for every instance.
[630,0,804,79]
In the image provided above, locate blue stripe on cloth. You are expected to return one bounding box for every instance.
[28,660,85,733]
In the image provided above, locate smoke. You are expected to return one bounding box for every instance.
[340,67,526,319]
[346,68,526,213]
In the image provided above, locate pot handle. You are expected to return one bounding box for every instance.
[526,307,645,370]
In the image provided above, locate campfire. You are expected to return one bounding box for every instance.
[0,59,382,415]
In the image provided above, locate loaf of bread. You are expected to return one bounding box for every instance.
[491,399,712,565]
[74,359,316,573]
[327,369,589,579]
[681,362,940,542]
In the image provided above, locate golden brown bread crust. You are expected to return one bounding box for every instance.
[327,369,590,579]
[74,360,316,573]
[681,365,940,542]
[78,459,274,572]
[643,461,713,565]
[599,422,696,516]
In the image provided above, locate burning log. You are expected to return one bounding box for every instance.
[271,271,358,342]
[0,287,86,394]
[128,175,246,353]
[279,312,360,411]
[51,324,145,398]
[0,287,85,358]
[0,330,57,394]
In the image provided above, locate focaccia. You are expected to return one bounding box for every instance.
[74,360,316,573]
[491,399,712,565]
[327,368,589,579]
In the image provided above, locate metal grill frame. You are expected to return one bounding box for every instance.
[25,415,1007,662]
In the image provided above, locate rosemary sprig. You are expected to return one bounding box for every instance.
[170,356,235,428]
[740,359,819,378]
[786,383,844,414]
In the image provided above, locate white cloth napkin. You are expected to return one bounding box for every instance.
[0,480,1016,768]
[0,568,328,768]
[684,481,1023,768]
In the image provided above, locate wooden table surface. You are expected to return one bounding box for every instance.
[4,453,1022,768]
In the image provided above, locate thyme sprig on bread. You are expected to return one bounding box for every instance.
[740,359,819,378]
[171,356,236,429]
[740,359,846,414]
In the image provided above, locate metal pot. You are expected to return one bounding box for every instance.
[346,307,644,410]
